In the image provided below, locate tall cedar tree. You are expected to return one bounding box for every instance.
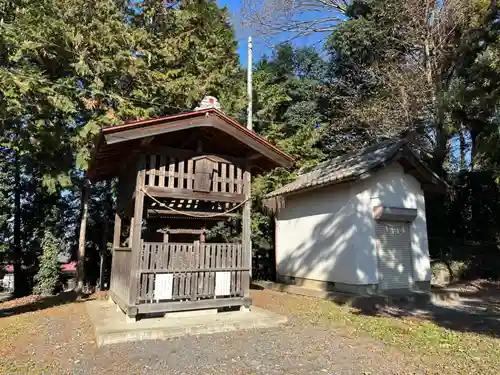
[0,0,244,295]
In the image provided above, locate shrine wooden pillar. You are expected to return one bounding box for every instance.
[242,165,251,300]
[127,155,146,316]
[113,212,122,248]
[109,208,122,294]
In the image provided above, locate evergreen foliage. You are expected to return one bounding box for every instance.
[2,0,500,289]
[33,230,62,296]
[249,45,328,253]
[0,0,244,295]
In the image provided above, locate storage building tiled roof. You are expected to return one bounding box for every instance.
[266,140,443,198]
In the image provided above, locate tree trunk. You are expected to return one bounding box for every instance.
[433,126,448,174]
[76,180,89,292]
[423,1,449,174]
[470,129,478,171]
[12,152,25,297]
[459,128,467,170]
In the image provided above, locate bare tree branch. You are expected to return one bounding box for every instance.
[241,0,348,40]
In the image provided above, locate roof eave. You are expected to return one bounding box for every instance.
[398,146,448,193]
[86,109,294,180]
[101,108,214,135]
[265,142,449,200]
[265,143,405,199]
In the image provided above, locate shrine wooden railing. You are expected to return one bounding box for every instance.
[144,153,245,200]
[110,247,132,304]
[136,242,246,304]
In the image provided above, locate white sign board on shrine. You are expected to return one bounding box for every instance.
[215,272,231,296]
[154,274,173,301]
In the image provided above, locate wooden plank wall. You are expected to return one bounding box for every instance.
[110,249,132,303]
[144,154,244,194]
[116,167,136,214]
[137,242,245,303]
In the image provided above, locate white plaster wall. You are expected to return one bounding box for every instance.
[276,179,377,285]
[362,163,430,282]
[276,161,430,285]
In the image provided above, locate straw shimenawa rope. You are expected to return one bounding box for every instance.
[141,187,250,219]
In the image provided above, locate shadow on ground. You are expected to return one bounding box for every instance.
[343,280,500,338]
[250,282,265,290]
[257,279,500,338]
[0,291,92,318]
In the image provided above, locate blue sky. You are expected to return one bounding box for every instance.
[216,0,329,66]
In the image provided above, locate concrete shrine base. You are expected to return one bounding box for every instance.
[85,298,287,347]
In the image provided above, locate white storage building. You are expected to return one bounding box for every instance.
[266,140,446,294]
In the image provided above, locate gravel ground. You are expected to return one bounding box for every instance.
[0,290,435,375]
[76,319,424,375]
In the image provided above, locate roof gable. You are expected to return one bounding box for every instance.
[87,109,293,181]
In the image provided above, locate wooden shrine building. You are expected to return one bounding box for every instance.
[86,101,293,319]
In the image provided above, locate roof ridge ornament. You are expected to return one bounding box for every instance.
[195,96,222,111]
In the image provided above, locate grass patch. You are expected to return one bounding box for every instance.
[308,299,500,374]
[0,294,77,375]
[0,314,38,373]
[253,290,500,375]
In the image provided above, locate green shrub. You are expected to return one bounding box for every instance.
[33,231,62,296]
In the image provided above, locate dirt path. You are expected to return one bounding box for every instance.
[0,290,481,375]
